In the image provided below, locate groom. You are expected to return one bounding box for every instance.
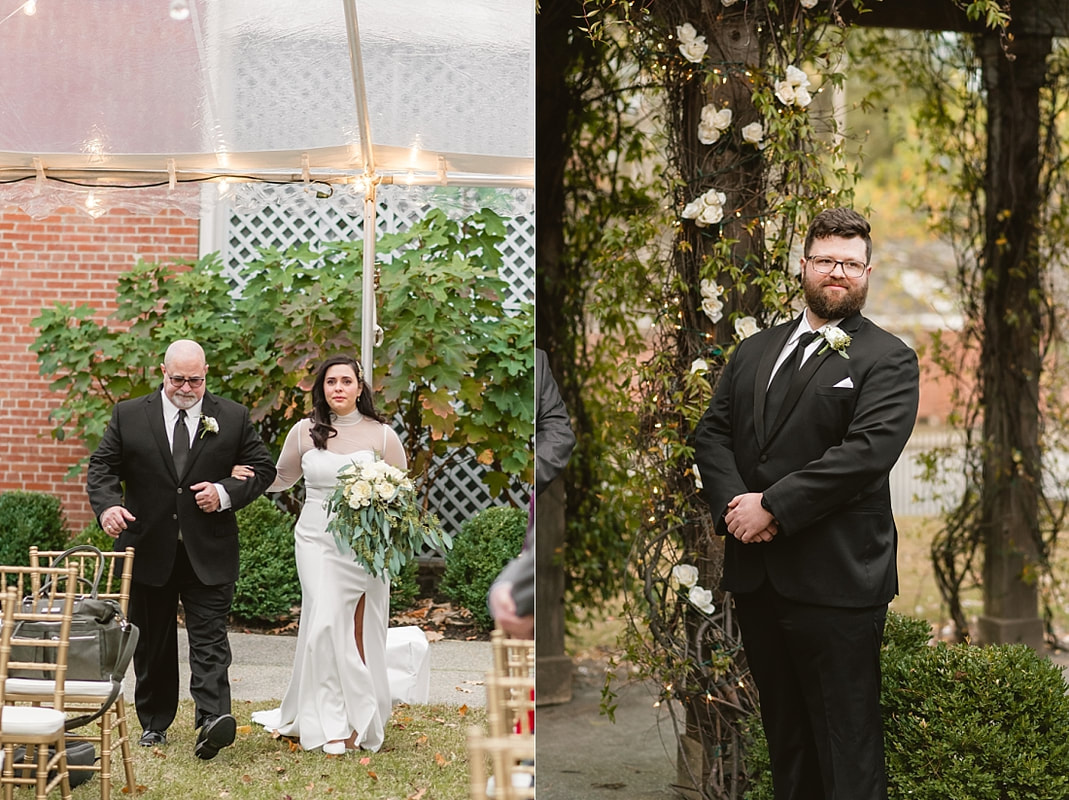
[694,208,919,799]
[87,339,276,759]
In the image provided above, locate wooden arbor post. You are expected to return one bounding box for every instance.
[975,31,1051,649]
[845,1,1062,649]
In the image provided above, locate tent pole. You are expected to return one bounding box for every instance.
[343,0,378,386]
[361,179,378,387]
[342,0,375,176]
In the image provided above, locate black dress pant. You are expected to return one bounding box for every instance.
[734,582,888,800]
[128,541,234,731]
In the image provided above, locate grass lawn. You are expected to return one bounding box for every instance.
[121,699,483,800]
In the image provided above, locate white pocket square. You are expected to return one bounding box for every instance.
[833,377,854,389]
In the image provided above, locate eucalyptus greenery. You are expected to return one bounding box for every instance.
[30,208,534,504]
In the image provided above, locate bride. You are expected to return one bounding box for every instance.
[243,354,407,754]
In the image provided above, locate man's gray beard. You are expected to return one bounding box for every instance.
[804,279,868,320]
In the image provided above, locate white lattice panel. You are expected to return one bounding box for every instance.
[210,186,532,535]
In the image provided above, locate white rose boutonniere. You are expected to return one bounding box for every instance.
[199,416,219,438]
[818,327,852,359]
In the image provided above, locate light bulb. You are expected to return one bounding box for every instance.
[169,0,190,22]
[23,0,36,16]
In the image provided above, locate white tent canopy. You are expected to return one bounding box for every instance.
[0,0,533,377]
[0,0,533,217]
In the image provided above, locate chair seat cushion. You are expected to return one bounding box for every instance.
[6,677,114,697]
[0,705,65,736]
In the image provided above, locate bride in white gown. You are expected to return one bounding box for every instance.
[247,355,407,754]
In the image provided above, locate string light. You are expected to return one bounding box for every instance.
[169,0,190,21]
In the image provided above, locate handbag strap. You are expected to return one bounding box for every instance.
[37,544,105,599]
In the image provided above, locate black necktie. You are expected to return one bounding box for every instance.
[172,409,189,475]
[765,331,820,424]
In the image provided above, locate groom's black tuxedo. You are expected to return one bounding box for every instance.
[87,388,276,586]
[87,387,275,733]
[695,311,918,605]
[694,310,918,800]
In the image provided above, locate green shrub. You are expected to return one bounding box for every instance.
[0,491,69,572]
[233,498,302,622]
[439,506,527,631]
[744,611,1069,799]
[69,523,115,553]
[390,557,421,615]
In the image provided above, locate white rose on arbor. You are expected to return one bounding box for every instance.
[700,278,726,323]
[698,105,733,145]
[676,22,708,63]
[672,564,699,588]
[801,0,819,7]
[682,189,727,228]
[775,65,813,109]
[742,121,766,148]
[689,586,716,615]
[735,316,760,340]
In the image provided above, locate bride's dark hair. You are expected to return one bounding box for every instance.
[309,354,387,450]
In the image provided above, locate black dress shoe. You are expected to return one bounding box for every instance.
[194,714,237,760]
[139,729,166,747]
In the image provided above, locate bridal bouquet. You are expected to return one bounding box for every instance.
[325,458,451,579]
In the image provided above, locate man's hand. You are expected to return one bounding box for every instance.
[725,493,779,544]
[488,581,534,639]
[100,505,136,539]
[191,482,222,513]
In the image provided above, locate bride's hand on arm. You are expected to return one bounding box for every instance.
[231,464,254,480]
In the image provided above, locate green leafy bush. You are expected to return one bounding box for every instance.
[390,557,420,616]
[0,491,70,571]
[233,498,301,622]
[439,506,527,631]
[745,611,1069,799]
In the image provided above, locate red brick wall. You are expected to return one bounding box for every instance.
[0,202,200,531]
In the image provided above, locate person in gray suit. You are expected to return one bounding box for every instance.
[694,209,919,799]
[488,348,575,638]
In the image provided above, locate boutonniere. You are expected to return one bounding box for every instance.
[817,327,851,359]
[199,416,219,438]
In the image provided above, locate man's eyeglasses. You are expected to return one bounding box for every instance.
[168,375,205,388]
[806,255,868,278]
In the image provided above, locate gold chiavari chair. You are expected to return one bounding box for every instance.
[0,566,79,800]
[466,726,535,800]
[25,547,137,800]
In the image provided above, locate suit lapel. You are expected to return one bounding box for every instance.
[142,391,179,479]
[754,321,797,447]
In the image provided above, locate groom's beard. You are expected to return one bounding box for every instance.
[802,270,869,320]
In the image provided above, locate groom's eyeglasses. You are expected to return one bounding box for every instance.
[168,375,205,388]
[806,255,868,278]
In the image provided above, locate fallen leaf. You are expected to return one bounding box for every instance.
[360,757,371,766]
[424,630,444,642]
[415,734,429,746]
[237,725,252,734]
[458,704,469,716]
[434,752,449,767]
[241,774,252,783]
[455,686,472,694]
[408,788,428,800]
[367,771,378,781]
[433,717,446,724]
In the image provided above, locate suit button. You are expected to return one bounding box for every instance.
[172,514,178,520]
[177,487,183,494]
[759,455,768,463]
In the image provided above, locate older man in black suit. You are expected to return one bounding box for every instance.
[694,208,919,800]
[87,339,276,759]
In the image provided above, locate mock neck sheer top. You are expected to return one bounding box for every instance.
[269,412,408,492]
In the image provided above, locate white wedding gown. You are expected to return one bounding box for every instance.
[252,412,407,753]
